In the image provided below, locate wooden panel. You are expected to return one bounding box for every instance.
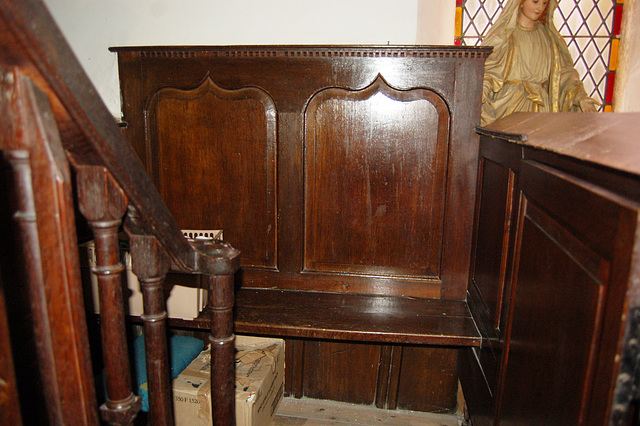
[302,341,381,405]
[501,199,607,424]
[283,338,305,398]
[297,343,462,413]
[0,270,23,425]
[520,161,626,258]
[464,133,640,425]
[146,77,277,268]
[304,76,449,278]
[459,347,494,426]
[238,268,442,299]
[114,45,490,299]
[465,138,522,414]
[439,54,488,300]
[472,158,512,333]
[396,346,459,412]
[374,345,402,409]
[497,160,639,425]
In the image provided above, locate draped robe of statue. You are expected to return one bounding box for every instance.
[480,0,597,126]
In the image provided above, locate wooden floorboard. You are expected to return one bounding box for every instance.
[271,397,463,425]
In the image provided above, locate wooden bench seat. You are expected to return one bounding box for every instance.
[171,289,482,347]
[112,45,489,409]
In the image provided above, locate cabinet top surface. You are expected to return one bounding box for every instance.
[478,112,640,178]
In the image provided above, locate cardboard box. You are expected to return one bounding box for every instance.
[173,335,284,426]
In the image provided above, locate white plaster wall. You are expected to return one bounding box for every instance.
[42,0,455,118]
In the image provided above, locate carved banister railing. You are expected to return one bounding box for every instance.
[0,0,240,425]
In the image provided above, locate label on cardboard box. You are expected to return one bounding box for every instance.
[173,335,284,426]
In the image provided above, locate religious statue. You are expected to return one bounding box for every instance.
[481,0,599,126]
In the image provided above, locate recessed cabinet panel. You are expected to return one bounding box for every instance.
[501,199,607,424]
[472,158,513,332]
[146,77,277,269]
[304,77,450,278]
[302,341,381,404]
[499,160,632,425]
[396,346,459,412]
[469,157,515,399]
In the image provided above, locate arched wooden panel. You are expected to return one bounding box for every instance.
[304,75,450,279]
[145,76,277,269]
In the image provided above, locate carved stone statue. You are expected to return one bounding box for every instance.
[481,0,599,126]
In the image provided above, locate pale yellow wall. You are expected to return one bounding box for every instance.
[614,0,640,112]
[416,0,456,45]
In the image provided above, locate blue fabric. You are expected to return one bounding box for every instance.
[133,334,205,412]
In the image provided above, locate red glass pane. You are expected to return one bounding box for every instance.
[613,4,624,36]
[605,71,616,104]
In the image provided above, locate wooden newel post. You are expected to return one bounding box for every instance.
[190,239,240,426]
[125,213,173,425]
[0,69,100,425]
[76,166,141,426]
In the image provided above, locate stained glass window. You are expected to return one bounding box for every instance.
[455,0,624,111]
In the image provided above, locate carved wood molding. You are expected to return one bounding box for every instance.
[110,45,493,60]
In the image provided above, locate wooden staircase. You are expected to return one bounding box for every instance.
[0,0,239,424]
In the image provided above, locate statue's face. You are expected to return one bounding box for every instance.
[519,0,549,27]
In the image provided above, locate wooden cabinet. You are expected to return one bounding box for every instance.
[463,112,640,425]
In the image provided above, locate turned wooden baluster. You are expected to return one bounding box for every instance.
[125,211,173,425]
[191,239,239,426]
[76,166,141,425]
[208,273,235,425]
